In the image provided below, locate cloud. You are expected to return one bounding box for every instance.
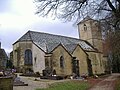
[0,0,79,53]
[11,0,36,16]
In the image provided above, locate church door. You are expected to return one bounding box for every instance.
[72,58,80,76]
[87,58,93,76]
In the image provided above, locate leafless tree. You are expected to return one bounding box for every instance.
[35,0,120,26]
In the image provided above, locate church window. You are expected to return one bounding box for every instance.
[24,49,33,65]
[34,57,37,64]
[45,58,49,67]
[60,56,64,68]
[84,24,87,31]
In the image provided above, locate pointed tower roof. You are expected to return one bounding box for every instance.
[77,16,95,25]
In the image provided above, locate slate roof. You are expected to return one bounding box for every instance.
[64,44,78,54]
[15,30,96,53]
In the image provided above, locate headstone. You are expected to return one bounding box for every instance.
[0,77,13,90]
[14,77,28,86]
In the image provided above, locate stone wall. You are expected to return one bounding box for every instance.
[51,45,72,76]
[87,52,104,74]
[0,77,13,90]
[72,45,88,76]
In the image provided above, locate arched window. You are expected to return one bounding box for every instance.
[60,56,64,68]
[24,49,33,65]
[84,24,87,31]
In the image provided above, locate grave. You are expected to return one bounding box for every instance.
[13,77,28,86]
[0,76,13,90]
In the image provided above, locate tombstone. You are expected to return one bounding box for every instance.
[0,77,13,90]
[14,77,28,86]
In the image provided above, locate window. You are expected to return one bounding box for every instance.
[24,49,33,65]
[34,57,37,64]
[60,56,64,68]
[45,58,49,67]
[84,24,87,31]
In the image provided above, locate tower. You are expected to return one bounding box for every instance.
[78,16,103,52]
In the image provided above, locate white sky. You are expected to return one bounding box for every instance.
[0,0,79,53]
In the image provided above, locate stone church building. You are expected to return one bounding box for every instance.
[12,17,107,76]
[0,42,8,70]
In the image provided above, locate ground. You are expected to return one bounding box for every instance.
[88,73,120,90]
[13,73,71,90]
[13,73,120,90]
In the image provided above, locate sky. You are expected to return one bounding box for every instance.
[0,0,79,53]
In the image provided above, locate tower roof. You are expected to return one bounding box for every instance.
[77,16,96,25]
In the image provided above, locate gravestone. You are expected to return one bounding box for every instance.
[14,77,28,86]
[0,77,13,90]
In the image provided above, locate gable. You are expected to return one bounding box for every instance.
[51,44,72,57]
[72,44,88,56]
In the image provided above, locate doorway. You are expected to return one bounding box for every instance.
[72,57,80,76]
[87,58,93,76]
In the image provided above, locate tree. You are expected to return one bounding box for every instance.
[35,0,120,27]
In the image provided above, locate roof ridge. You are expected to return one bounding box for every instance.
[28,30,84,41]
[28,31,33,41]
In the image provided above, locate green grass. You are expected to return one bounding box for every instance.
[115,77,120,90]
[36,80,89,90]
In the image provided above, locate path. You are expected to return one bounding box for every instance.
[13,75,48,90]
[89,73,120,90]
[13,73,120,90]
[13,73,70,90]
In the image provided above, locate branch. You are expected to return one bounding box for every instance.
[99,8,112,12]
[116,0,120,3]
[106,0,116,13]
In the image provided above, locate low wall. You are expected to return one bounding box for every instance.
[0,77,13,90]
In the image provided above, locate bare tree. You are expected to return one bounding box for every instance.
[35,0,120,25]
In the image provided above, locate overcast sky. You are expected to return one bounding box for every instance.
[0,0,79,53]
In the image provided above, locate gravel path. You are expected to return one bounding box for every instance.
[13,76,48,90]
[89,73,120,90]
[13,73,70,90]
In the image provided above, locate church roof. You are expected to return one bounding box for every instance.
[64,44,78,54]
[15,30,97,53]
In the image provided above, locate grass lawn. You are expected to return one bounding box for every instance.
[36,80,89,90]
[115,77,120,90]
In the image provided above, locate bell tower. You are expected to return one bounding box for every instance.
[78,16,103,52]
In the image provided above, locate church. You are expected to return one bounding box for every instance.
[12,17,107,76]
[0,42,8,70]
